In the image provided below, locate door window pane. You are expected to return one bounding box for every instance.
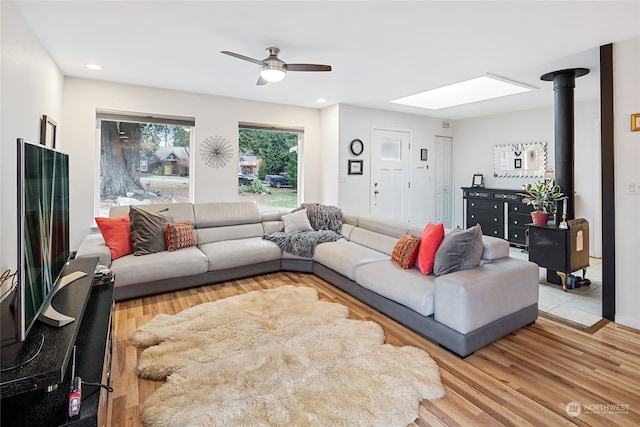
[381,139,401,161]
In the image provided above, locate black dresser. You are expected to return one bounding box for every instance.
[462,187,534,247]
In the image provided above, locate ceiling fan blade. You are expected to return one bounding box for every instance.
[256,76,268,86]
[221,51,263,65]
[286,64,332,72]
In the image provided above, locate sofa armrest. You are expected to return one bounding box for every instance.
[75,233,112,267]
[433,258,539,334]
[481,235,510,260]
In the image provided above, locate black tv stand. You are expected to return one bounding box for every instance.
[1,257,114,426]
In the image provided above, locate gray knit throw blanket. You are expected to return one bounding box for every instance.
[293,203,343,234]
[263,203,344,257]
[263,230,341,258]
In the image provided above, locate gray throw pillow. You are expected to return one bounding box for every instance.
[130,206,171,256]
[282,209,314,233]
[433,224,484,276]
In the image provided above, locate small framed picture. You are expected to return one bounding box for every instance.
[420,148,428,161]
[348,159,363,175]
[514,158,522,169]
[40,115,57,149]
[632,113,640,132]
[471,173,484,188]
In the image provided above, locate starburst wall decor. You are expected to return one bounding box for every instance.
[200,135,233,168]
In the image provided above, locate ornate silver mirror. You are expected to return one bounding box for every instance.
[493,142,547,178]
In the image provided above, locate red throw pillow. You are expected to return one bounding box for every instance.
[95,214,133,260]
[416,222,445,275]
[165,222,197,252]
[391,234,421,269]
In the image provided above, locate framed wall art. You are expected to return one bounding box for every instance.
[40,115,57,149]
[632,113,640,132]
[348,159,363,175]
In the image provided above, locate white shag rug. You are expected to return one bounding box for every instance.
[132,285,445,427]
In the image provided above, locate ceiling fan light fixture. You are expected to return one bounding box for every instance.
[260,65,286,82]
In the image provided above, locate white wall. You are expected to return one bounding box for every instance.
[453,99,601,255]
[319,104,340,205]
[613,37,640,329]
[0,1,64,273]
[62,78,323,250]
[337,104,453,225]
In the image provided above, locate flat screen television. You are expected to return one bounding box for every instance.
[1,139,73,346]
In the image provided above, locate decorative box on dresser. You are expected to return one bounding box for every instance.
[462,187,534,247]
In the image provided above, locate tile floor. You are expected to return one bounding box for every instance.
[509,247,603,328]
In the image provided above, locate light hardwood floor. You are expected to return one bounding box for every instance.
[108,272,640,426]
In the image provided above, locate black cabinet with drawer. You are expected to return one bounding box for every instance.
[462,187,533,247]
[467,198,504,238]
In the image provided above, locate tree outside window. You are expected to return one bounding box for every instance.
[99,119,192,216]
[237,128,299,209]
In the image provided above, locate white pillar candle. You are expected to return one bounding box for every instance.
[562,199,567,216]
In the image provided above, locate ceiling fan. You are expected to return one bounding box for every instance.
[221,47,331,85]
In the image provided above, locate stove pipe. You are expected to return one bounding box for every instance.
[540,68,589,220]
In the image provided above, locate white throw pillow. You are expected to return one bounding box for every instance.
[282,209,314,233]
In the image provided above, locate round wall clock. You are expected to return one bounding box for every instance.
[200,135,233,168]
[350,138,364,156]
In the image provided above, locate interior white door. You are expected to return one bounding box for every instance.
[370,128,410,222]
[434,136,453,228]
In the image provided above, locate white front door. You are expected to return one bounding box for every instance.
[370,128,410,222]
[435,136,453,228]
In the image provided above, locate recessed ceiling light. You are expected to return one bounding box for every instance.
[85,64,102,70]
[316,98,327,103]
[390,74,536,110]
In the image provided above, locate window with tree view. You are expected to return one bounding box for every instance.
[237,127,300,209]
[98,114,194,217]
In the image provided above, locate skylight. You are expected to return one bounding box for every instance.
[390,74,535,110]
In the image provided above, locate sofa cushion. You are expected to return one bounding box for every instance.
[433,224,483,276]
[110,246,208,287]
[415,222,445,275]
[194,202,261,228]
[481,235,510,260]
[390,234,420,269]
[197,223,264,245]
[313,240,389,280]
[262,220,285,234]
[355,261,436,316]
[130,206,171,256]
[356,216,408,238]
[165,222,197,252]
[348,227,401,256]
[95,214,133,260]
[199,237,282,271]
[434,258,539,334]
[282,209,314,232]
[110,202,195,224]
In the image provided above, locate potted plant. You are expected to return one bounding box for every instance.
[519,178,567,225]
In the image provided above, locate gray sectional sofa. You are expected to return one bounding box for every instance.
[76,201,539,357]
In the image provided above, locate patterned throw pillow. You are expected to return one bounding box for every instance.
[391,234,421,269]
[165,222,197,252]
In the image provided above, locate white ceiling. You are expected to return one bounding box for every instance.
[13,1,640,120]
